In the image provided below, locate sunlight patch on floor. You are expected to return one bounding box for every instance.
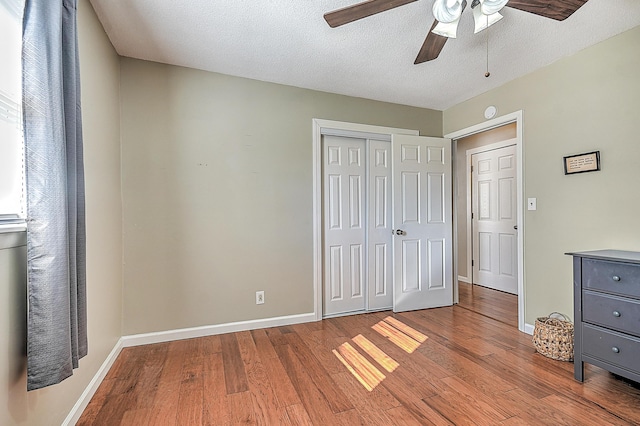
[333,342,385,392]
[352,334,399,373]
[383,316,428,343]
[334,316,428,391]
[372,317,426,353]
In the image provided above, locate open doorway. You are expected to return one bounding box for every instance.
[447,112,525,332]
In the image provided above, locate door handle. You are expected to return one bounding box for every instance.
[394,229,406,236]
[513,225,518,230]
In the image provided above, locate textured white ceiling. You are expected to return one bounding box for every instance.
[89,0,640,111]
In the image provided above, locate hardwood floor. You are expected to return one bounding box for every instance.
[457,281,518,328]
[78,306,640,425]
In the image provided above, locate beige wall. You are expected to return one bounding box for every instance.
[0,1,123,424]
[445,25,640,324]
[120,59,443,335]
[455,124,517,281]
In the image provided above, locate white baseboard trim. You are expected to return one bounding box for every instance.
[62,338,123,426]
[524,323,535,335]
[457,275,471,284]
[121,312,317,347]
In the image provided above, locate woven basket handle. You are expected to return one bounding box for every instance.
[549,312,571,322]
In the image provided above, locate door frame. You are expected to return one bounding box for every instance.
[445,111,526,333]
[312,119,418,321]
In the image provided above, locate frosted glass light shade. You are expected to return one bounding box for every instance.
[432,19,461,38]
[473,7,503,33]
[480,0,509,15]
[432,0,463,23]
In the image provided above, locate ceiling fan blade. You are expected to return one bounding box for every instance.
[506,0,589,21]
[414,20,448,64]
[324,0,418,28]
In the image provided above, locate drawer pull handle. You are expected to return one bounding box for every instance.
[612,347,620,354]
[613,311,621,317]
[612,275,621,282]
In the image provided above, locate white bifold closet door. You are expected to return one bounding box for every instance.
[322,133,453,317]
[322,135,393,317]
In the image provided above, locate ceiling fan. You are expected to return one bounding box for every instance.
[324,0,589,64]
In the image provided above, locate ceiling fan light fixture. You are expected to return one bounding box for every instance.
[432,0,463,23]
[432,19,461,38]
[473,7,503,33]
[479,0,508,15]
[324,0,592,65]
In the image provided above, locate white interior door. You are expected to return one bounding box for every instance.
[472,144,518,294]
[392,134,453,312]
[368,140,394,311]
[322,136,366,316]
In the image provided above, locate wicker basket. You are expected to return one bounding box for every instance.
[532,312,574,361]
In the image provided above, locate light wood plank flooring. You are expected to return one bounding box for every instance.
[79,306,640,425]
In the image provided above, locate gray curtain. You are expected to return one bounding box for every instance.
[22,0,87,391]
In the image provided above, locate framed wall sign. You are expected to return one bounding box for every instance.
[564,151,600,175]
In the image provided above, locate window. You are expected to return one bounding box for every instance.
[0,0,24,221]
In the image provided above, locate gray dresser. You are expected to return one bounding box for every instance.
[568,250,640,383]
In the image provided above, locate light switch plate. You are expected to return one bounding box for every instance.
[528,198,537,211]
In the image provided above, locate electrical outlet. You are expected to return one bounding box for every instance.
[256,291,265,305]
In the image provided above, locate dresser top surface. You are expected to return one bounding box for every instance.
[566,250,640,264]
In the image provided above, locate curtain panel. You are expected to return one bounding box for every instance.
[22,0,87,391]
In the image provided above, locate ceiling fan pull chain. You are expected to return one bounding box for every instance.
[485,14,491,77]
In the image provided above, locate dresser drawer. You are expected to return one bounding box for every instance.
[582,324,640,373]
[583,290,640,338]
[582,258,640,299]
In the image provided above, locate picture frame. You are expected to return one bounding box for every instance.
[563,151,600,175]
